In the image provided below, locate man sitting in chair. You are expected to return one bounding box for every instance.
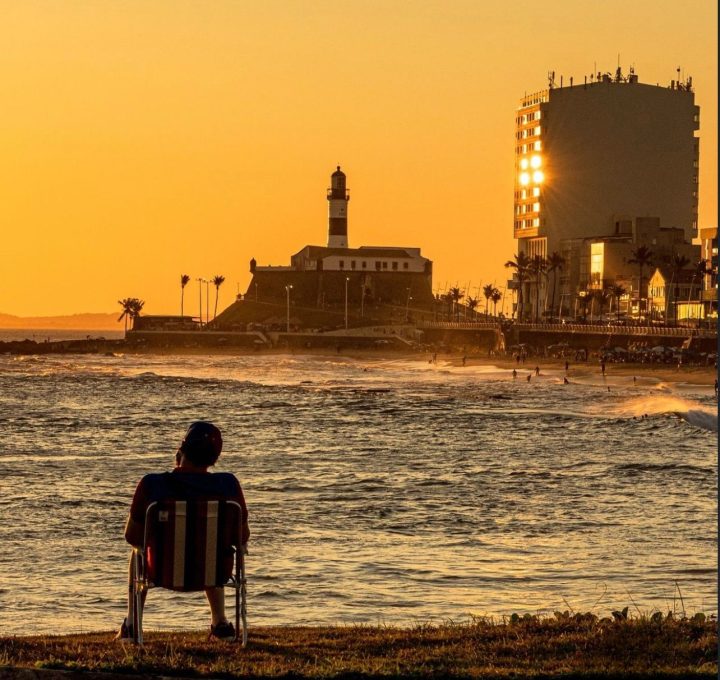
[116,421,250,641]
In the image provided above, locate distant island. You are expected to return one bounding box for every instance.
[0,312,123,331]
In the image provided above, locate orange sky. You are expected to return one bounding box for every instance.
[0,0,716,317]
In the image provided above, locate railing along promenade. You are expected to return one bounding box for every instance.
[419,320,717,338]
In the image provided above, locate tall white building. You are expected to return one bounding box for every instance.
[513,68,700,261]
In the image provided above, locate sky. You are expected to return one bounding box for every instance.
[0,0,716,317]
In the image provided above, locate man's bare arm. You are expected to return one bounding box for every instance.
[124,515,144,547]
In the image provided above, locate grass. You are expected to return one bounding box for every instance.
[0,612,716,679]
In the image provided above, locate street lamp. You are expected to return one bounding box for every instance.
[285,284,293,333]
[197,278,205,327]
[344,277,350,330]
[205,280,210,325]
[405,288,412,322]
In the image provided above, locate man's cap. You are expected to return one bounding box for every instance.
[180,421,223,457]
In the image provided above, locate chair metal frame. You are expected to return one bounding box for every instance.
[128,499,247,646]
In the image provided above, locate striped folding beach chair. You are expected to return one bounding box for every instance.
[128,499,247,646]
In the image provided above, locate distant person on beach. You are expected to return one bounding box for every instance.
[633,376,637,386]
[534,366,540,376]
[563,377,569,384]
[526,374,531,382]
[515,354,520,365]
[432,353,437,364]
[600,360,606,376]
[564,360,569,372]
[512,369,517,379]
[462,356,467,367]
[116,422,249,642]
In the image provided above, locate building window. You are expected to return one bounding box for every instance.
[382,262,388,269]
[534,141,542,150]
[403,262,409,270]
[339,260,344,269]
[375,261,381,270]
[533,202,540,212]
[362,261,367,269]
[351,260,356,269]
[392,262,398,270]
[533,187,540,197]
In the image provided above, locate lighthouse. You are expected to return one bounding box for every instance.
[327,166,349,248]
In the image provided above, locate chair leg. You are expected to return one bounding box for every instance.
[240,557,247,647]
[131,549,145,645]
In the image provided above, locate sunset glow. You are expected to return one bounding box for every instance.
[0,0,715,317]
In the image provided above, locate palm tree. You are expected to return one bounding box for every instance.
[594,287,610,321]
[546,252,565,319]
[212,275,226,320]
[466,297,479,319]
[666,254,690,325]
[490,288,502,317]
[448,286,464,321]
[628,246,654,318]
[129,298,145,325]
[609,284,627,322]
[117,298,135,333]
[528,255,547,322]
[482,284,495,316]
[118,297,145,333]
[180,274,190,317]
[504,252,530,320]
[687,259,708,313]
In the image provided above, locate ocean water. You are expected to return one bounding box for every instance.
[0,352,716,635]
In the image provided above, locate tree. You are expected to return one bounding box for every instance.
[448,286,464,321]
[180,274,190,317]
[212,275,226,320]
[466,296,479,318]
[504,252,530,320]
[608,284,627,322]
[593,287,610,321]
[482,284,494,316]
[118,297,145,333]
[490,288,502,317]
[528,255,547,322]
[628,246,654,318]
[687,259,708,314]
[666,254,690,325]
[118,298,134,333]
[546,252,566,319]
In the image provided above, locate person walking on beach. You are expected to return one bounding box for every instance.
[512,369,517,379]
[600,359,606,376]
[526,374,531,383]
[462,356,467,367]
[534,365,540,376]
[563,377,569,384]
[564,360,569,372]
[116,421,250,642]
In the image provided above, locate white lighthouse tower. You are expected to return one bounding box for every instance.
[327,166,349,248]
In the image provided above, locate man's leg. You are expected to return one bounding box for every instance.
[205,587,227,626]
